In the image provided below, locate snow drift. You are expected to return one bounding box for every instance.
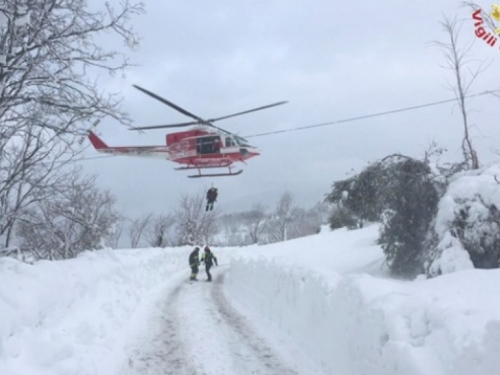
[0,247,189,375]
[228,226,500,375]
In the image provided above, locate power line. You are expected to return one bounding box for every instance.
[243,89,500,138]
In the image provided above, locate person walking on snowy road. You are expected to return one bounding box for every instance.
[189,247,200,281]
[201,246,218,282]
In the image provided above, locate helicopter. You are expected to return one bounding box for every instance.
[88,85,287,178]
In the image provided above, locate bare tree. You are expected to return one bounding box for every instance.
[17,169,119,260]
[242,203,267,244]
[0,0,142,252]
[294,201,331,236]
[129,214,152,248]
[147,213,176,247]
[265,192,298,243]
[218,213,242,245]
[0,120,81,249]
[199,209,220,246]
[0,0,143,135]
[423,140,447,165]
[175,193,220,246]
[436,15,489,169]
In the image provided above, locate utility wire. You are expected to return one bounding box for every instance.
[243,89,500,138]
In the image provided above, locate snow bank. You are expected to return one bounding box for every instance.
[228,226,500,375]
[0,247,190,375]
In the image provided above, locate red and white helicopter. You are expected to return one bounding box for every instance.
[88,85,287,178]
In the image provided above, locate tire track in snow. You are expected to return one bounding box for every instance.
[124,277,198,375]
[125,268,319,375]
[211,271,299,375]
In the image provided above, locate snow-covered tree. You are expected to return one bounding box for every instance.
[327,155,442,277]
[129,214,152,249]
[326,163,385,223]
[0,0,142,251]
[147,214,176,247]
[264,192,298,243]
[426,164,500,275]
[0,121,79,248]
[17,169,119,260]
[241,203,267,244]
[327,202,358,230]
[378,157,440,277]
[0,0,143,135]
[175,193,220,246]
[218,212,247,246]
[106,217,125,249]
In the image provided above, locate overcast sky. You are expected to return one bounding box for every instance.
[81,0,500,218]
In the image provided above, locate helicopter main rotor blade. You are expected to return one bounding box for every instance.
[129,121,199,131]
[133,85,204,122]
[208,101,288,122]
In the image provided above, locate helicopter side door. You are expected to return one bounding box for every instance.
[197,135,221,155]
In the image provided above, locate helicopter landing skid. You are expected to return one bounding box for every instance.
[188,169,243,178]
[175,164,230,171]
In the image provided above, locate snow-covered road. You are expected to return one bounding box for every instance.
[121,266,321,375]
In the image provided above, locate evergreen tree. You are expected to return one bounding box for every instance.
[378,158,439,277]
[327,155,441,278]
[328,203,358,230]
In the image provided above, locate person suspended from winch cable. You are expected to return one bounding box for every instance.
[206,186,218,211]
[188,246,200,281]
[201,245,218,282]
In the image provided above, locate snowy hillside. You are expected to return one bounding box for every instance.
[2,226,500,374]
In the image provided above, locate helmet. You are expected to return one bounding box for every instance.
[204,246,210,252]
[194,247,200,251]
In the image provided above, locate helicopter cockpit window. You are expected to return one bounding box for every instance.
[234,135,250,147]
[197,136,221,154]
[225,137,236,147]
